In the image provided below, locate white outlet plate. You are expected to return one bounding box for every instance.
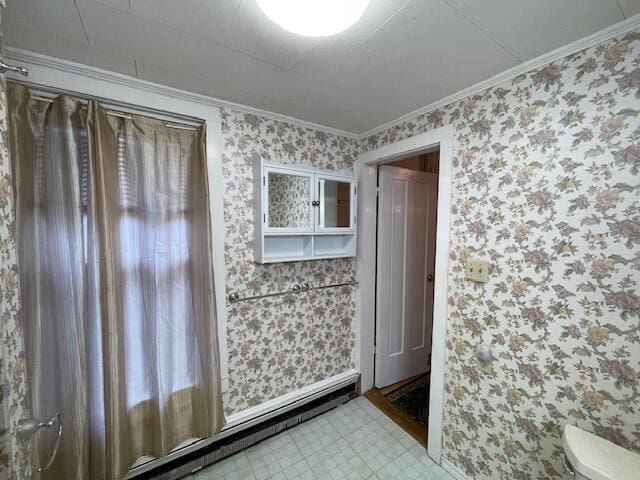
[465,259,490,283]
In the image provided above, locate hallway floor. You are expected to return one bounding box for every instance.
[187,396,455,480]
[364,374,429,448]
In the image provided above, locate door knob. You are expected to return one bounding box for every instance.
[427,274,434,282]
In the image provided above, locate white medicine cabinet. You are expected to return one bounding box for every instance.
[254,159,357,263]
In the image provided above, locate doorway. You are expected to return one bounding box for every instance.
[356,125,454,463]
[365,149,439,447]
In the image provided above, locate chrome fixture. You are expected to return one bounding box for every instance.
[228,280,357,303]
[17,413,63,472]
[292,282,310,292]
[0,57,28,76]
[562,454,575,476]
[475,345,493,362]
[475,345,493,374]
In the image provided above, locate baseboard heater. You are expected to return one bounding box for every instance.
[134,381,358,479]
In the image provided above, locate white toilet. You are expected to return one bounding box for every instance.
[563,425,640,480]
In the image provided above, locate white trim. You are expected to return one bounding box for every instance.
[126,369,360,478]
[358,13,640,139]
[223,369,359,429]
[354,163,377,393]
[356,125,454,464]
[441,457,472,480]
[357,133,443,165]
[4,47,360,140]
[207,114,230,391]
[261,161,354,177]
[7,53,231,388]
[7,15,639,141]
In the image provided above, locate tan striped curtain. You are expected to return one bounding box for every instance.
[8,83,224,480]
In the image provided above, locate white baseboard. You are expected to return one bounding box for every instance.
[224,369,359,430]
[442,457,472,480]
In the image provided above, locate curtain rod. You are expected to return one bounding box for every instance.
[29,95,198,131]
[12,79,203,128]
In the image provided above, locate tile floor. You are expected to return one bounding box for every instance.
[186,396,456,480]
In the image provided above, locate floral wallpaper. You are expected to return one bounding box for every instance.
[221,109,359,414]
[0,10,637,480]
[267,172,310,228]
[362,29,640,480]
[224,287,356,410]
[0,4,29,479]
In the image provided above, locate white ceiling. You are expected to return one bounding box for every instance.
[4,0,636,134]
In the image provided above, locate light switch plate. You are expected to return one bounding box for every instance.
[465,259,490,283]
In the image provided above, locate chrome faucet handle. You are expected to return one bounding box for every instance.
[562,454,575,476]
[17,413,62,472]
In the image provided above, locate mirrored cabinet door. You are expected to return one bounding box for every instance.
[317,176,355,231]
[265,168,314,232]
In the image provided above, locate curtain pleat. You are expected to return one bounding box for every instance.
[8,84,89,480]
[8,84,224,480]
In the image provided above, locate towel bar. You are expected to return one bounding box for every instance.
[227,280,358,303]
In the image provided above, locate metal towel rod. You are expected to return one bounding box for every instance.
[228,280,358,303]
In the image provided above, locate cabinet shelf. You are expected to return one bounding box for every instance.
[313,234,355,257]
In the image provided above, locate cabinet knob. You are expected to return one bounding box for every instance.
[311,200,320,207]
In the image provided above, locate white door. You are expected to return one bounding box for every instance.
[375,165,438,388]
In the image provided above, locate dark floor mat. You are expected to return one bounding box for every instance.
[386,375,429,428]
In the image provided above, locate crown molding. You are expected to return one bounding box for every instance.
[356,13,640,140]
[4,47,361,140]
[6,14,640,142]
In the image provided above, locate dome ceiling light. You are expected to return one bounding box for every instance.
[256,0,371,37]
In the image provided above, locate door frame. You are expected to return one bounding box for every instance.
[355,125,454,463]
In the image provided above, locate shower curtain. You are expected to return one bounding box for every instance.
[8,84,224,480]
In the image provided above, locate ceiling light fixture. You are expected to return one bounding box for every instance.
[256,0,370,37]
